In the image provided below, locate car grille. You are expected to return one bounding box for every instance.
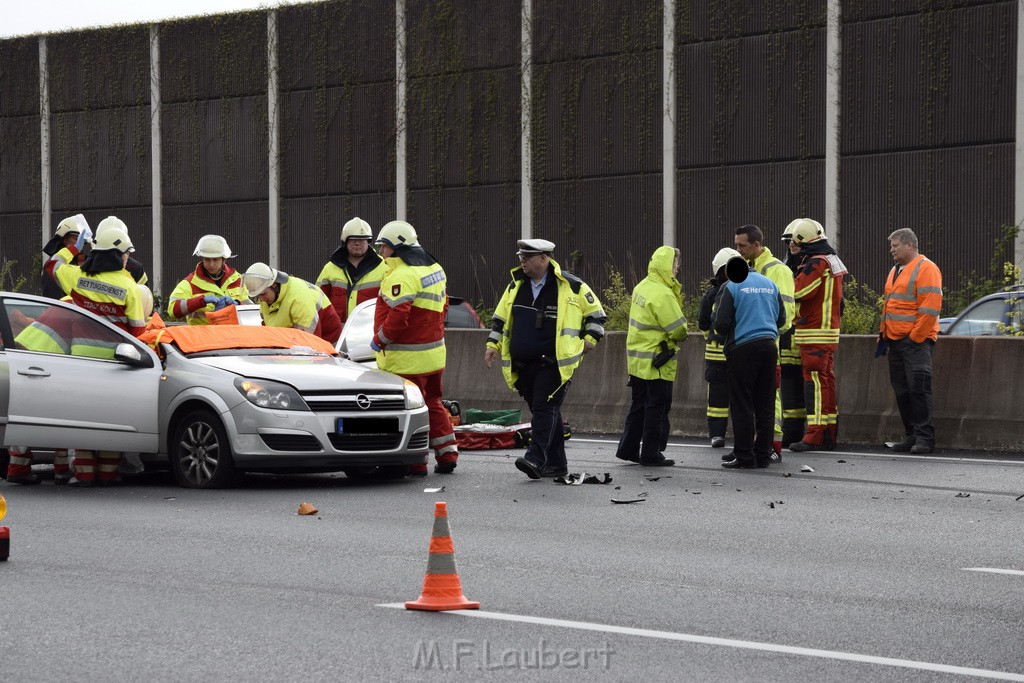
[409,431,429,450]
[328,433,403,451]
[260,434,322,452]
[302,391,405,412]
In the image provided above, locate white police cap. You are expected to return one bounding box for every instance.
[516,239,555,256]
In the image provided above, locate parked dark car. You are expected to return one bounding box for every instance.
[939,286,1024,336]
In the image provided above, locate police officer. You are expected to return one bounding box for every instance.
[167,235,249,324]
[243,262,342,344]
[484,239,606,479]
[317,217,387,326]
[615,246,687,466]
[713,256,786,469]
[371,221,458,476]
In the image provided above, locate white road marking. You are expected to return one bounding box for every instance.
[963,568,1024,577]
[380,604,1024,680]
[573,438,1024,466]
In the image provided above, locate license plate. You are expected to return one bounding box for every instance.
[336,417,399,434]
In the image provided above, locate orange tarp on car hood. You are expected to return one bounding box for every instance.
[139,325,337,355]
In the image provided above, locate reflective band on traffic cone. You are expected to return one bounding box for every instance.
[405,502,480,611]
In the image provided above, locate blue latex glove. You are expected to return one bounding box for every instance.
[74,225,93,251]
[370,339,382,352]
[203,294,219,308]
[217,295,235,309]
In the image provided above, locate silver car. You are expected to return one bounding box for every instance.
[0,292,429,488]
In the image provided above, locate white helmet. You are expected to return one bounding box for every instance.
[55,214,87,238]
[243,262,288,296]
[341,217,373,242]
[194,234,234,258]
[93,226,134,253]
[375,220,418,248]
[137,284,154,318]
[712,247,742,273]
[790,218,826,245]
[785,218,826,244]
[95,216,129,239]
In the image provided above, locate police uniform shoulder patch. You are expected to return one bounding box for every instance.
[585,292,594,304]
[392,284,401,297]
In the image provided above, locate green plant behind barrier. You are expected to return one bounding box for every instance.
[1,259,27,293]
[840,276,882,335]
[943,224,1020,317]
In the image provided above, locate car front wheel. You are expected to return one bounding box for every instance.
[171,410,237,488]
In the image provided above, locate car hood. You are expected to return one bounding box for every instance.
[191,354,405,391]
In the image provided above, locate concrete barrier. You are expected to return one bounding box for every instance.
[443,330,1024,452]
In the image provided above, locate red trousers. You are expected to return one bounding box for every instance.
[799,344,838,447]
[402,370,458,464]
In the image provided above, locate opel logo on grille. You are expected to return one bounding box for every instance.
[355,394,372,410]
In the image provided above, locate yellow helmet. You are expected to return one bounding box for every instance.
[375,220,418,248]
[341,217,373,242]
[788,218,826,245]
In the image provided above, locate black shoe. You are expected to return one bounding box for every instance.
[721,452,736,462]
[615,453,640,463]
[789,441,815,452]
[769,452,782,463]
[721,458,757,469]
[640,458,675,467]
[514,457,542,480]
[710,436,726,448]
[890,436,915,452]
[910,442,934,454]
[5,474,41,485]
[434,461,457,474]
[756,460,771,468]
[539,465,569,478]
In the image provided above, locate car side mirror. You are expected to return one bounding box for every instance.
[115,342,154,368]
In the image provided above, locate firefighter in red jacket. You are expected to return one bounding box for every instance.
[788,220,846,452]
[371,221,457,477]
[317,217,388,327]
[879,228,943,454]
[167,235,249,324]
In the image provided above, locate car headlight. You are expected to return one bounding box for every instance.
[234,378,309,411]
[404,379,425,410]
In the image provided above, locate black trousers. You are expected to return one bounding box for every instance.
[704,361,729,439]
[887,337,935,447]
[726,338,778,463]
[616,376,674,462]
[514,360,569,469]
[779,362,806,445]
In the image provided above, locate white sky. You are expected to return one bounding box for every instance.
[1,0,321,38]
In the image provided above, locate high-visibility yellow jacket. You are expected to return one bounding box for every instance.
[881,254,943,343]
[750,247,799,363]
[625,246,688,380]
[317,250,388,325]
[167,263,249,324]
[15,306,76,355]
[487,258,606,392]
[259,276,325,335]
[64,269,146,358]
[372,256,448,376]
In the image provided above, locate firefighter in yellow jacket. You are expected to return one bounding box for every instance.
[484,239,606,479]
[614,246,687,466]
[879,227,943,454]
[167,235,249,324]
[371,221,457,476]
[243,263,342,344]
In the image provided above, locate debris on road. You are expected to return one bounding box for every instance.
[955,492,971,498]
[297,501,318,515]
[554,473,613,485]
[837,459,847,463]
[801,465,815,473]
[424,487,445,493]
[611,497,646,504]
[784,473,792,477]
[1016,493,1024,502]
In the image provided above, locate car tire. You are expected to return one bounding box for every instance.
[171,410,237,489]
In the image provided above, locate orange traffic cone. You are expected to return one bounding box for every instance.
[405,502,480,611]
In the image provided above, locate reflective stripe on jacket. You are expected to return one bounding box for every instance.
[167,263,249,324]
[317,255,388,324]
[67,270,146,357]
[260,276,322,335]
[373,260,448,376]
[881,254,943,343]
[487,258,607,392]
[625,246,688,380]
[794,254,844,346]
